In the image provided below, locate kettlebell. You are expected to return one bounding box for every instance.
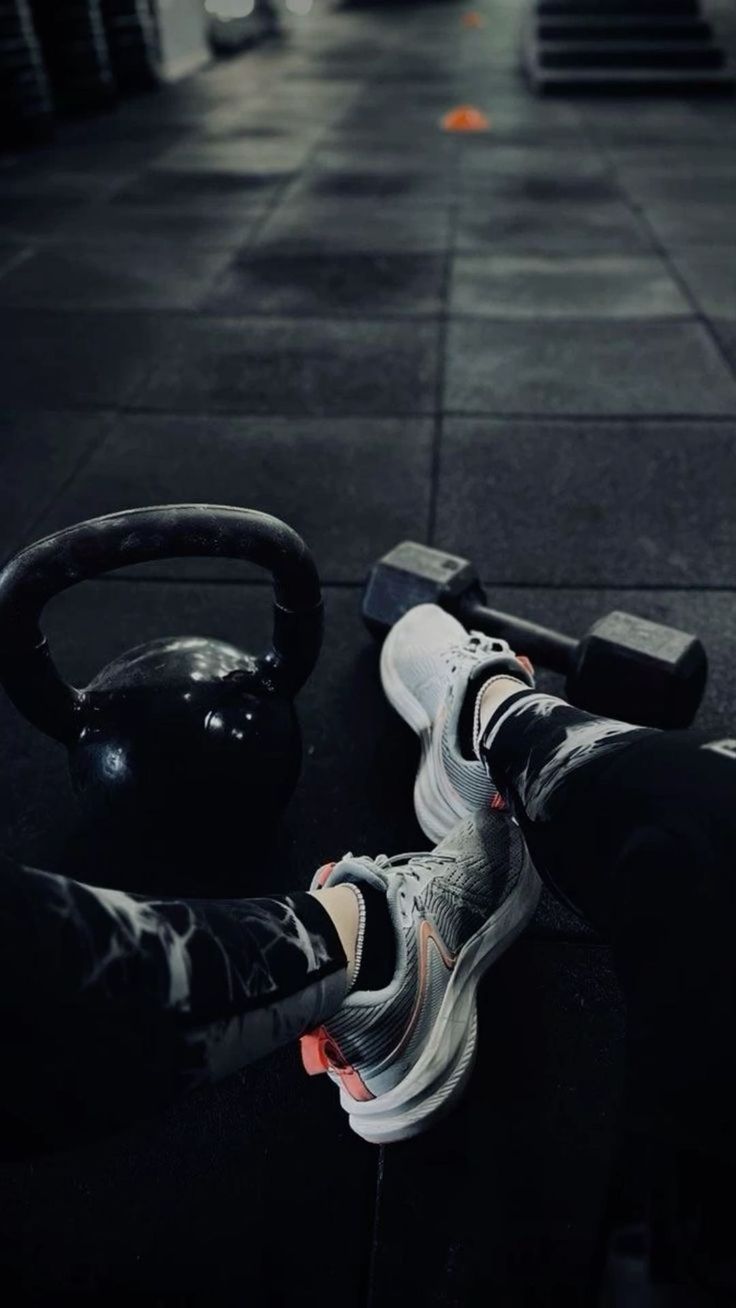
[0,505,323,839]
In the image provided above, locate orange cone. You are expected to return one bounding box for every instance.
[441,105,490,133]
[462,11,484,27]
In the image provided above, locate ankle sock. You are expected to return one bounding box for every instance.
[351,884,396,992]
[458,662,530,760]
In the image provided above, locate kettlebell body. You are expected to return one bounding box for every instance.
[71,636,302,832]
[0,505,323,841]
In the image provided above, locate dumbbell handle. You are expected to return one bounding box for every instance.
[455,592,577,676]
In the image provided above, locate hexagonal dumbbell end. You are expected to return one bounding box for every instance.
[362,541,484,638]
[570,611,708,730]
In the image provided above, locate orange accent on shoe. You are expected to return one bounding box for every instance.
[462,11,484,27]
[314,861,336,889]
[490,792,507,811]
[441,105,491,133]
[517,655,535,679]
[300,1026,375,1102]
[300,1027,332,1075]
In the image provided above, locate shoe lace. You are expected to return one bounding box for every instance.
[441,633,510,675]
[373,850,456,883]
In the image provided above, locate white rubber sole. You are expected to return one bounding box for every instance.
[380,623,476,844]
[343,850,541,1144]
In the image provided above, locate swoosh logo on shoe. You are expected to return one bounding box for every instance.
[389,918,456,1063]
[300,920,456,1103]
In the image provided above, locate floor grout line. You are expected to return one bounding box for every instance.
[64,576,736,594]
[425,169,460,546]
[8,405,736,422]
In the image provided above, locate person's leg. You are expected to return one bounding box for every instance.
[0,853,353,1142]
[0,798,539,1148]
[381,604,736,1158]
[475,680,736,1286]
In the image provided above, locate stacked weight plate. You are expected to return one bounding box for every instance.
[101,0,162,92]
[0,0,54,143]
[30,0,116,114]
[523,0,735,93]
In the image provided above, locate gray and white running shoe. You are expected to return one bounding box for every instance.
[301,809,540,1144]
[380,604,534,842]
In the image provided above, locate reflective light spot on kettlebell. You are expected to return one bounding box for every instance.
[100,746,129,781]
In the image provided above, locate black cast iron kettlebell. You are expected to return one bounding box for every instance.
[0,505,323,838]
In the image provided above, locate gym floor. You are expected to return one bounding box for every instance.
[1,0,735,1303]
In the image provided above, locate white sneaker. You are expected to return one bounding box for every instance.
[380,604,534,842]
[302,809,541,1143]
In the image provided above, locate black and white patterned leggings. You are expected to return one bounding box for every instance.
[0,864,348,1143]
[2,689,735,1151]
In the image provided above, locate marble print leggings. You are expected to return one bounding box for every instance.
[480,688,736,1160]
[0,860,347,1143]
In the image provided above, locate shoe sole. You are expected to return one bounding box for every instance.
[341,846,541,1144]
[380,623,471,844]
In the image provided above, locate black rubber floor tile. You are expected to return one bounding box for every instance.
[112,170,287,208]
[0,167,130,201]
[32,414,433,582]
[129,316,440,416]
[457,142,606,180]
[478,587,736,739]
[586,120,721,149]
[371,939,625,1308]
[620,174,736,207]
[0,243,233,311]
[0,411,110,562]
[0,312,160,409]
[436,418,736,585]
[711,319,736,376]
[641,199,736,248]
[0,243,28,277]
[0,1045,374,1305]
[58,117,187,149]
[455,199,652,254]
[309,145,456,175]
[669,251,736,318]
[610,147,736,179]
[322,122,456,153]
[203,252,445,317]
[255,197,452,252]
[155,141,312,175]
[286,167,455,205]
[52,203,264,248]
[450,255,688,319]
[26,139,179,173]
[460,173,620,207]
[444,320,736,415]
[0,196,88,239]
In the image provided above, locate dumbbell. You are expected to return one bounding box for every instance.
[363,542,707,730]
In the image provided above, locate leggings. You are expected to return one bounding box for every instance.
[0,864,347,1143]
[2,691,735,1154]
[480,690,736,1162]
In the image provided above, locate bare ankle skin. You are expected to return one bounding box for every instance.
[310,885,360,981]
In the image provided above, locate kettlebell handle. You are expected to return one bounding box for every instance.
[0,505,323,746]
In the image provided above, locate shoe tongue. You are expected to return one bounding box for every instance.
[324,856,389,894]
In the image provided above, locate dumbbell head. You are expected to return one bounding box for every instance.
[363,541,481,637]
[570,611,707,730]
[364,543,708,730]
